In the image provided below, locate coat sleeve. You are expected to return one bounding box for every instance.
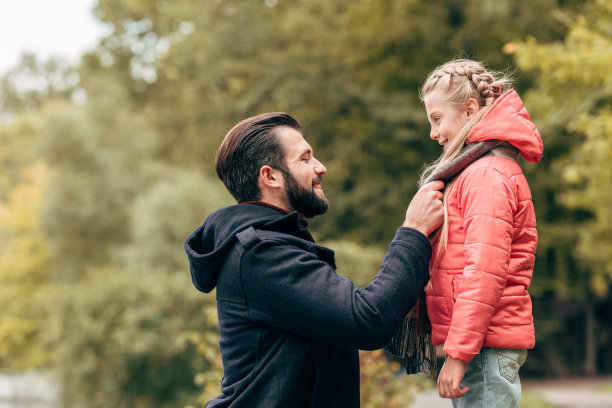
[443,167,517,362]
[240,227,431,350]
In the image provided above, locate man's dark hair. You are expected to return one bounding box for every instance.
[215,112,302,203]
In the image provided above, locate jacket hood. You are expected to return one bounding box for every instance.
[185,204,305,293]
[468,89,543,163]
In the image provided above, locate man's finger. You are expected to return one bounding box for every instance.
[425,180,445,191]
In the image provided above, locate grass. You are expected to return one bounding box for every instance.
[595,381,612,394]
[520,390,555,408]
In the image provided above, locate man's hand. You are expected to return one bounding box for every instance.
[402,181,444,236]
[437,356,469,399]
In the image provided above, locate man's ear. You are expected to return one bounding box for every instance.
[465,97,480,118]
[259,165,283,189]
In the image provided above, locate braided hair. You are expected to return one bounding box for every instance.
[418,59,512,268]
[420,59,507,106]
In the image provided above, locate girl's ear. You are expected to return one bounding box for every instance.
[465,97,480,118]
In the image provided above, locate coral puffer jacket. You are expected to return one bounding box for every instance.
[426,90,543,363]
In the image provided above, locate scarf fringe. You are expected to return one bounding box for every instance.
[384,294,437,377]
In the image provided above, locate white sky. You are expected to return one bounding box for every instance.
[0,0,109,74]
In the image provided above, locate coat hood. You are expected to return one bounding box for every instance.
[468,90,543,163]
[184,204,306,293]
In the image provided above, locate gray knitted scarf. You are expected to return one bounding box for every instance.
[423,140,504,185]
[384,140,504,377]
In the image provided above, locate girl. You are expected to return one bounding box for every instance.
[419,59,543,407]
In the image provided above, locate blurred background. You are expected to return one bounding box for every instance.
[1,0,611,407]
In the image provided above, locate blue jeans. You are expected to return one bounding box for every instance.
[451,347,528,408]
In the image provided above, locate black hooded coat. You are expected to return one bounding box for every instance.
[185,203,432,407]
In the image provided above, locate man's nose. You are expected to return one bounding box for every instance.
[314,159,326,174]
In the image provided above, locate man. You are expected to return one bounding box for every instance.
[185,112,444,407]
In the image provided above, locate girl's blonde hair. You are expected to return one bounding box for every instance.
[418,59,512,267]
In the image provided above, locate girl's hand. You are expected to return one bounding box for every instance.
[437,356,469,399]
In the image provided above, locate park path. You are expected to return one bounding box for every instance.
[0,371,58,408]
[408,376,612,408]
[2,370,612,407]
[522,376,612,408]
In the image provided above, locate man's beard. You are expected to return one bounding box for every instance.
[282,168,328,218]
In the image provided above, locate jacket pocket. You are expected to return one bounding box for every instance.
[496,348,527,383]
[426,295,449,324]
[451,274,464,302]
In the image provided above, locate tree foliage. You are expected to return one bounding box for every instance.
[42,269,212,408]
[87,0,575,242]
[0,53,77,118]
[0,162,55,369]
[513,0,612,375]
[2,0,609,406]
[516,0,612,297]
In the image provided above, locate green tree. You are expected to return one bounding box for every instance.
[87,0,579,243]
[37,84,158,274]
[0,53,76,117]
[1,44,231,407]
[32,78,231,405]
[0,162,55,368]
[514,0,612,375]
[1,0,601,405]
[42,269,212,408]
[119,167,233,273]
[359,349,431,408]
[0,109,45,200]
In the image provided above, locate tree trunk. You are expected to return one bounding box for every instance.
[584,300,596,375]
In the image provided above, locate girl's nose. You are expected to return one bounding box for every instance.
[430,128,439,140]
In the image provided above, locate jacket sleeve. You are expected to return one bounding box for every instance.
[443,167,516,362]
[240,227,431,350]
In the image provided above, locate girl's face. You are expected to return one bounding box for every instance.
[423,89,472,150]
